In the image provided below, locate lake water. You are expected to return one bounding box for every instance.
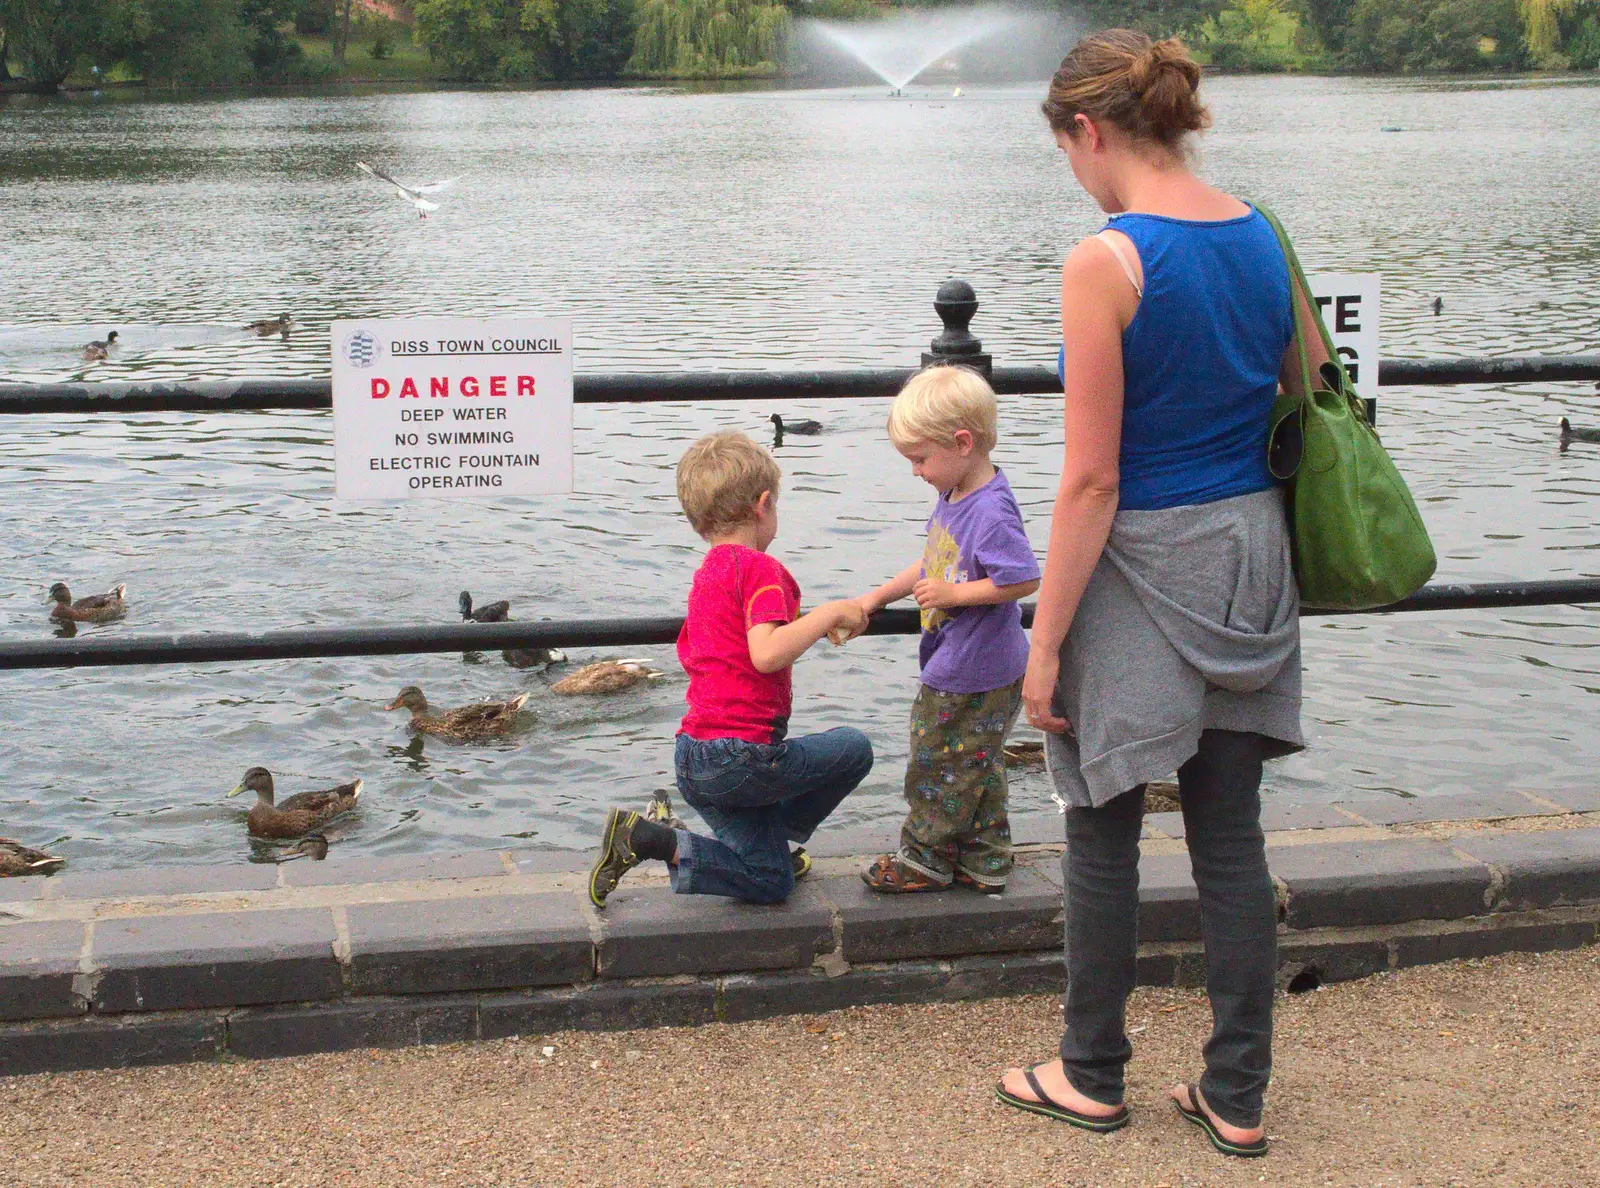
[2,74,1598,870]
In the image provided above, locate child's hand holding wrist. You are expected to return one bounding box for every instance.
[913,576,960,610]
[826,599,868,645]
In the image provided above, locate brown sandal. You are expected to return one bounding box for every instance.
[860,854,949,893]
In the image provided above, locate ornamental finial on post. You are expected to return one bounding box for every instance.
[921,280,992,377]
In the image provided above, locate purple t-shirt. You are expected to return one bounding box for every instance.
[918,468,1040,694]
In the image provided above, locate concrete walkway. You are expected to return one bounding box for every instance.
[1,946,1593,1187]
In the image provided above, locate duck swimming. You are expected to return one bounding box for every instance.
[47,582,126,624]
[81,330,118,362]
[246,314,295,339]
[0,837,65,877]
[458,592,565,667]
[1560,417,1600,449]
[770,413,822,436]
[459,590,510,623]
[227,767,362,840]
[550,659,664,695]
[388,686,528,741]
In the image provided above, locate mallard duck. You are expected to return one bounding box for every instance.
[1559,417,1600,448]
[503,645,566,669]
[387,686,528,741]
[228,767,361,839]
[0,837,65,877]
[458,592,565,667]
[1145,779,1181,814]
[1432,296,1443,315]
[550,659,664,696]
[1002,740,1044,768]
[459,590,510,623]
[279,833,329,861]
[246,314,294,339]
[81,330,118,361]
[770,413,822,436]
[47,582,126,624]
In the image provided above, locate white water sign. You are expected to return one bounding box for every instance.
[1305,274,1380,406]
[331,317,573,499]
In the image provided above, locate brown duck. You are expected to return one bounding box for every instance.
[387,686,528,741]
[227,767,362,839]
[47,582,127,624]
[550,659,663,695]
[0,837,65,877]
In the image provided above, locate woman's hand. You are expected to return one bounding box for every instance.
[1022,646,1071,735]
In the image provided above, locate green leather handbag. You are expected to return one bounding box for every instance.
[1257,205,1437,611]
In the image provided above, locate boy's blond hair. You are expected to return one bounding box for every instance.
[676,430,782,539]
[886,365,999,454]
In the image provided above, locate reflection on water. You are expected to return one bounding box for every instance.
[1,76,1598,869]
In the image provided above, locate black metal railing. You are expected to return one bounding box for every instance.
[7,579,1598,672]
[2,280,1596,415]
[2,356,1599,416]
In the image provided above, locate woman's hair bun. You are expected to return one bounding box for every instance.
[1130,39,1207,142]
[1041,30,1211,150]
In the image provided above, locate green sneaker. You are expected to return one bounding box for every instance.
[589,808,645,909]
[792,846,812,881]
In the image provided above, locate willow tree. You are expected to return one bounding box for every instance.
[627,0,789,77]
[1519,0,1575,56]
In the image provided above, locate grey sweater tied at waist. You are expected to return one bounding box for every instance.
[1045,486,1304,809]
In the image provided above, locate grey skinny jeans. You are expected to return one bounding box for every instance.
[1059,729,1277,1128]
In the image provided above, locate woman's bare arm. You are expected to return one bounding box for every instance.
[1021,238,1135,733]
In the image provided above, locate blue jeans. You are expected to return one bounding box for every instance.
[672,727,873,904]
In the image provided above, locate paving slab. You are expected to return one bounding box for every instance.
[0,876,47,902]
[1391,918,1598,968]
[1269,839,1492,929]
[480,980,721,1038]
[1276,934,1392,986]
[0,1012,224,1077]
[719,950,1066,1023]
[1450,828,1600,910]
[91,909,340,1012]
[595,882,833,979]
[1008,812,1063,847]
[1334,790,1551,827]
[346,893,591,995]
[46,864,279,900]
[1258,801,1360,831]
[1144,811,1185,839]
[228,996,478,1059]
[0,921,86,1020]
[279,849,509,888]
[1537,788,1600,814]
[831,867,1062,964]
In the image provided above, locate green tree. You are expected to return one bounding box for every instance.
[2,0,106,90]
[415,0,636,79]
[627,0,787,76]
[1341,0,1527,68]
[1200,0,1308,67]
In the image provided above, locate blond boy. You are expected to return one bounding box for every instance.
[589,431,871,907]
[856,367,1041,893]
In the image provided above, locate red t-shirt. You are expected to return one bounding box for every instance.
[678,543,800,744]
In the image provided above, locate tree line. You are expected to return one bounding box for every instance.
[3,0,1597,91]
[1093,0,1600,72]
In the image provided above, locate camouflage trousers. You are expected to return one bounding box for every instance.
[899,679,1023,887]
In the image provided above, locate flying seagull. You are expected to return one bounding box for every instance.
[356,161,460,219]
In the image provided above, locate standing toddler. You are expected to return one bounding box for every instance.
[855,366,1040,892]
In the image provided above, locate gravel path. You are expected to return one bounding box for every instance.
[2,947,1595,1187]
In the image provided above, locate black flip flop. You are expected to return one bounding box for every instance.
[995,1065,1129,1133]
[1173,1083,1269,1158]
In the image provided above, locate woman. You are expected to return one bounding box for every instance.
[996,31,1326,1158]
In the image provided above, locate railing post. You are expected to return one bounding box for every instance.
[921,280,993,378]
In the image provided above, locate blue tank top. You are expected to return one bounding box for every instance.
[1057,206,1294,511]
